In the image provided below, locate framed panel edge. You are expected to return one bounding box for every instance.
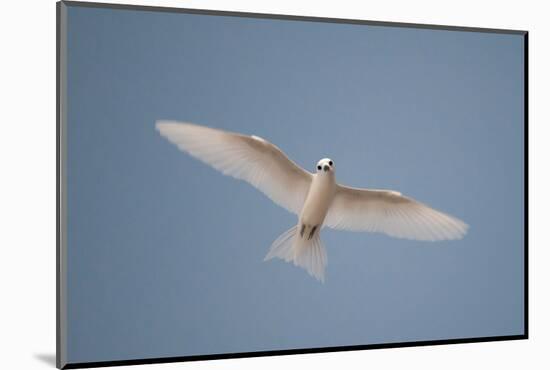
[57,1,69,369]
[61,0,527,35]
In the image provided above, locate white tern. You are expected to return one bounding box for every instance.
[156,121,468,282]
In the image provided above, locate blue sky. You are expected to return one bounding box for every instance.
[66,5,525,363]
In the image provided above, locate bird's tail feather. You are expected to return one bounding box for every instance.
[264,226,327,282]
[264,226,297,263]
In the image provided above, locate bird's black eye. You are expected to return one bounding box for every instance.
[317,165,322,170]
[329,161,333,166]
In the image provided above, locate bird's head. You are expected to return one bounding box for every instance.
[316,158,334,174]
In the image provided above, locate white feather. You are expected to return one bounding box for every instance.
[325,185,468,241]
[156,121,313,215]
[264,226,327,282]
[293,233,327,282]
[264,226,297,263]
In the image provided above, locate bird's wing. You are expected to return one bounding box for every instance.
[324,184,468,241]
[156,121,313,215]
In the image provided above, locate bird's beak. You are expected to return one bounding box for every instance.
[323,165,330,172]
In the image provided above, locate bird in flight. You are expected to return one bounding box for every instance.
[156,121,468,282]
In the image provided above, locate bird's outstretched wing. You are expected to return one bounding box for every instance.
[325,185,468,241]
[156,121,313,215]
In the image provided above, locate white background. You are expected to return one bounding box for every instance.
[0,0,546,369]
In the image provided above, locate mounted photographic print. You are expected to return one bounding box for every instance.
[57,1,528,368]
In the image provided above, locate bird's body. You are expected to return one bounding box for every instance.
[281,161,336,278]
[156,121,468,282]
[299,161,335,236]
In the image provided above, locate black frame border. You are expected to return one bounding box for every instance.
[56,1,529,369]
